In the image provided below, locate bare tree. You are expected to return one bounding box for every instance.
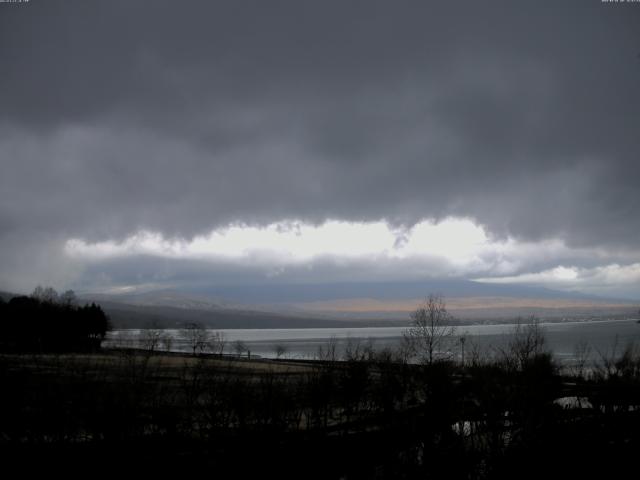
[316,335,339,362]
[396,334,415,365]
[181,322,211,356]
[209,331,226,356]
[404,294,456,365]
[160,331,174,352]
[233,339,248,357]
[140,328,163,353]
[59,289,77,307]
[466,337,490,367]
[343,337,376,362]
[274,343,288,359]
[570,340,592,379]
[497,315,549,371]
[31,285,59,304]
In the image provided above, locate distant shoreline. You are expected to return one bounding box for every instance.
[109,316,640,330]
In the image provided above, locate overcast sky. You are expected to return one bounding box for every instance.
[1,1,639,299]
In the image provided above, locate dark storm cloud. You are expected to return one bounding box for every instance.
[1,0,639,291]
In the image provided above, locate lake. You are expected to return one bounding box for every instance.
[105,318,640,365]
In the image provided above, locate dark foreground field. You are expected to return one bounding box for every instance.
[2,346,640,479]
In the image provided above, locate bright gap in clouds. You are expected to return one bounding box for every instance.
[475,263,640,296]
[65,218,492,264]
[64,218,640,298]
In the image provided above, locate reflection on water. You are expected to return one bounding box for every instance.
[105,319,640,363]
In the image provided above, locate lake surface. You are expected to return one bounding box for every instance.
[106,318,640,365]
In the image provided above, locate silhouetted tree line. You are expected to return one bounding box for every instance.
[0,286,110,352]
[0,296,639,478]
[1,333,639,478]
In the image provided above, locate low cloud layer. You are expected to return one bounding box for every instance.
[64,219,640,299]
[1,1,639,298]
